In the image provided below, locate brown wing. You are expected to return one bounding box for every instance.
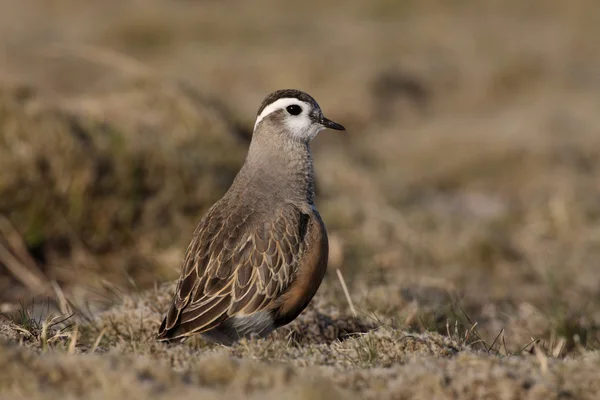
[273,209,328,327]
[157,201,309,340]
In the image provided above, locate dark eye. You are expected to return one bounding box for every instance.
[286,105,302,116]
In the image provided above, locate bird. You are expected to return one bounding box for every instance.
[157,89,345,345]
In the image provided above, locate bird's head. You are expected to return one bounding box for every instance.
[253,89,345,143]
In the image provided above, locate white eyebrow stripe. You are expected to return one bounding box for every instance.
[253,98,309,131]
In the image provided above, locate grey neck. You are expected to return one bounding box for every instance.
[229,132,315,206]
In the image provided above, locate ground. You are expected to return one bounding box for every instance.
[0,0,600,398]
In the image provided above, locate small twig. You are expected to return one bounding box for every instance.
[41,321,49,352]
[11,326,34,337]
[418,316,428,331]
[488,328,504,354]
[91,327,107,353]
[552,337,566,358]
[47,333,70,342]
[47,313,75,330]
[534,345,549,374]
[501,331,509,356]
[68,325,79,354]
[516,338,539,355]
[51,281,71,315]
[336,269,356,317]
[453,304,488,351]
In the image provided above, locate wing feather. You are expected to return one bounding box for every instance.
[157,202,308,341]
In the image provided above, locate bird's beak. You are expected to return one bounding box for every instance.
[320,116,345,131]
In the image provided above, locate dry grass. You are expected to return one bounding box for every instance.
[1,0,600,398]
[1,293,599,399]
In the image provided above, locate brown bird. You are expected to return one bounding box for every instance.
[157,89,345,345]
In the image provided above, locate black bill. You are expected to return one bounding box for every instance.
[320,116,345,131]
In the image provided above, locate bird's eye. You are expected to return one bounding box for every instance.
[286,105,302,116]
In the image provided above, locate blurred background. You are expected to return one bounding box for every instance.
[1,0,599,355]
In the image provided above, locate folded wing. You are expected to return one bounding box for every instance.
[157,202,309,340]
